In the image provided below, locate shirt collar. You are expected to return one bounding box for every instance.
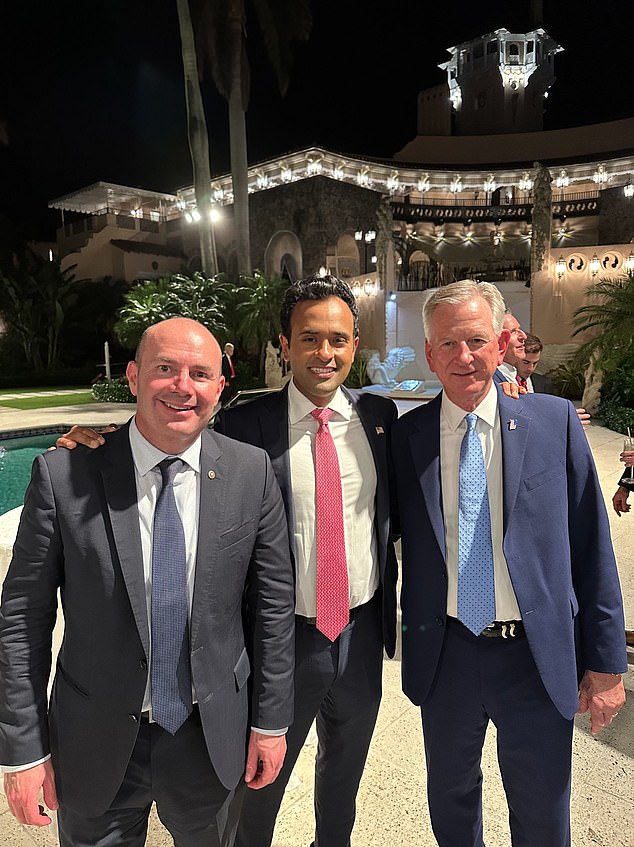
[129,417,202,477]
[287,378,352,425]
[497,361,517,382]
[441,381,499,433]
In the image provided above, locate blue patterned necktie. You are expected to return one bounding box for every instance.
[151,457,193,734]
[457,413,496,635]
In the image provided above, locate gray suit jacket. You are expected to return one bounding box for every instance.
[0,424,295,816]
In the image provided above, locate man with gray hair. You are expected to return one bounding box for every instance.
[391,280,626,846]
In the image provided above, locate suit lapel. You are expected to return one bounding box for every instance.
[100,425,150,656]
[498,393,531,533]
[259,386,293,522]
[409,394,446,559]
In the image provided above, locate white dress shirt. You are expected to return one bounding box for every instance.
[497,361,518,383]
[287,379,379,618]
[440,383,521,623]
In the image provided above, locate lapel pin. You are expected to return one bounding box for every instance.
[375,426,385,435]
[507,419,517,431]
[207,470,216,479]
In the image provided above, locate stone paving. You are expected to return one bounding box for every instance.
[0,404,632,846]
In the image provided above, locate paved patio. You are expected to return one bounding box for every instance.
[0,403,632,846]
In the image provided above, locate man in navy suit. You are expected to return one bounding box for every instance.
[391,280,626,847]
[215,274,398,847]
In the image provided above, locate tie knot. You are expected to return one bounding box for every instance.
[311,407,334,427]
[465,413,478,432]
[157,457,184,486]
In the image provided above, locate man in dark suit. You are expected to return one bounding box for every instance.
[0,317,295,846]
[215,274,398,847]
[221,342,237,404]
[391,280,626,847]
[515,332,556,394]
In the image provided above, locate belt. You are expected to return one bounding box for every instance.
[140,703,200,725]
[449,617,525,639]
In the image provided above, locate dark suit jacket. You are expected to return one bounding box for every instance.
[391,388,627,719]
[530,372,556,394]
[214,384,400,658]
[222,353,234,383]
[0,424,295,816]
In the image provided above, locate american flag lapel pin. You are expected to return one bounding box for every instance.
[507,419,517,431]
[375,426,385,435]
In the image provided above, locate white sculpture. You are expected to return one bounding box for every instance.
[366,346,416,386]
[265,341,283,388]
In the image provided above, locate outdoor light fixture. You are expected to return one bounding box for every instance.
[555,255,566,279]
[192,209,202,222]
[519,172,533,191]
[184,212,193,224]
[417,174,430,193]
[590,253,600,277]
[365,230,376,243]
[209,207,221,223]
[626,252,634,273]
[555,169,569,189]
[364,279,375,296]
[449,175,463,193]
[388,290,397,302]
[352,281,362,297]
[625,182,634,198]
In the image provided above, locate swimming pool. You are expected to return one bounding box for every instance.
[0,432,61,516]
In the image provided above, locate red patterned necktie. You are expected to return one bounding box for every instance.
[311,407,349,641]
[516,376,527,389]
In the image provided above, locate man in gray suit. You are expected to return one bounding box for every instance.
[0,317,295,847]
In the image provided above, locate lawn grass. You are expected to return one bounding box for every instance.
[0,392,95,410]
[0,386,88,395]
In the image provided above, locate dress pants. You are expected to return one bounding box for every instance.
[235,592,383,847]
[57,708,244,847]
[421,618,574,847]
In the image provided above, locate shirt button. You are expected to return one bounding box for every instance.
[435,616,444,627]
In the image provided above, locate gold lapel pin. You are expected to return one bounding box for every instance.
[208,470,216,479]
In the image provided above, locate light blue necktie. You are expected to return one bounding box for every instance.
[457,413,496,635]
[151,458,193,734]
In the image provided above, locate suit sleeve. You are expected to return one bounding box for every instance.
[0,455,63,766]
[247,452,295,731]
[566,403,627,674]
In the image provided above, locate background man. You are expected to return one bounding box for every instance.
[494,309,526,384]
[221,341,237,404]
[0,318,295,847]
[215,274,399,847]
[391,280,626,847]
[515,333,555,393]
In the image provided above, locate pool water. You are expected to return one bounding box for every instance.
[0,433,60,516]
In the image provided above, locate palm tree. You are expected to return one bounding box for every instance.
[235,270,287,375]
[572,273,634,371]
[193,0,312,276]
[175,0,218,275]
[572,272,634,411]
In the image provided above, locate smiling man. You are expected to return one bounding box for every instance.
[0,317,295,847]
[214,274,399,847]
[391,280,626,847]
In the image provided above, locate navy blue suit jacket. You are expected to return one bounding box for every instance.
[215,384,400,657]
[391,387,627,719]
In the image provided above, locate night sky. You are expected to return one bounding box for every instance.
[1,0,632,239]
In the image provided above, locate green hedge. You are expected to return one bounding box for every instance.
[92,376,136,403]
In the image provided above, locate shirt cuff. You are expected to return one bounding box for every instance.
[251,726,288,736]
[1,754,51,773]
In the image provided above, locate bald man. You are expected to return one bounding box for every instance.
[0,318,295,847]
